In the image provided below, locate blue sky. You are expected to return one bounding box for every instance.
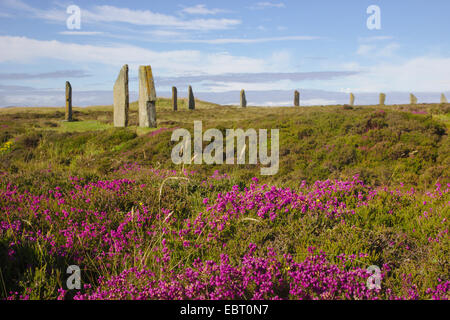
[0,0,449,107]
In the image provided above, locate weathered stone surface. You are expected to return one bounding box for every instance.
[147,101,157,128]
[65,81,72,121]
[188,85,195,110]
[294,90,300,107]
[441,93,448,103]
[138,65,157,128]
[349,93,355,106]
[240,89,247,108]
[410,93,418,105]
[113,65,129,127]
[172,86,177,111]
[379,93,386,106]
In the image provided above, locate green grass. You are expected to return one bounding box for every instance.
[433,113,450,130]
[57,120,113,132]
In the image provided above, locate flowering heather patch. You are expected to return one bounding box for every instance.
[70,247,448,300]
[72,247,385,300]
[0,168,448,300]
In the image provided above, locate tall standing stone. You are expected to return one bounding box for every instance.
[441,93,448,103]
[410,93,418,105]
[113,64,129,127]
[65,81,72,121]
[349,93,355,106]
[188,85,195,110]
[172,86,178,111]
[294,90,300,107]
[240,89,247,108]
[379,93,386,106]
[139,65,157,128]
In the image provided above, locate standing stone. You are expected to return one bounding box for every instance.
[65,81,72,121]
[410,93,418,105]
[113,64,129,127]
[172,86,178,111]
[240,89,247,108]
[379,93,386,106]
[138,65,157,128]
[441,93,448,103]
[294,90,300,107]
[349,93,355,106]
[188,85,195,110]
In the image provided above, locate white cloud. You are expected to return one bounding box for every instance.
[202,80,299,93]
[52,31,319,45]
[177,35,319,44]
[358,36,394,42]
[270,50,292,70]
[250,2,286,9]
[341,56,450,92]
[81,5,240,30]
[181,4,227,15]
[143,30,185,37]
[356,44,374,56]
[377,43,401,57]
[0,1,240,31]
[59,31,104,36]
[0,36,271,75]
[356,42,400,58]
[0,0,66,22]
[1,0,33,11]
